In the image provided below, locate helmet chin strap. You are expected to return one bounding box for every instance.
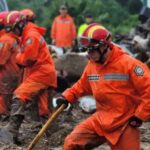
[0,24,4,30]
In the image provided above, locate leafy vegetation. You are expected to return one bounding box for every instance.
[7,0,143,42]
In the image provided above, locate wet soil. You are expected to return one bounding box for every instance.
[0,103,150,150]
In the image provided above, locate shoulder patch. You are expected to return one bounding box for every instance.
[0,42,4,48]
[134,65,144,76]
[26,38,32,45]
[20,45,25,52]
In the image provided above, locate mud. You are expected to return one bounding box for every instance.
[0,103,150,150]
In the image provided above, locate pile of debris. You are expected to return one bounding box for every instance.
[115,6,150,67]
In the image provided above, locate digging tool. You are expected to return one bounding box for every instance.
[27,104,65,150]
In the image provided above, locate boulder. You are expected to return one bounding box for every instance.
[54,52,88,79]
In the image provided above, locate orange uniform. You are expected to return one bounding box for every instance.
[0,32,20,114]
[63,44,150,149]
[14,22,57,115]
[0,29,6,37]
[51,15,76,48]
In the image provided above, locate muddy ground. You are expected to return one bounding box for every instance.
[0,103,150,150]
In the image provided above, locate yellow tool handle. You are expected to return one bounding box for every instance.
[27,104,65,150]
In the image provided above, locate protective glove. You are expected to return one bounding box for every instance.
[129,116,143,128]
[56,96,69,109]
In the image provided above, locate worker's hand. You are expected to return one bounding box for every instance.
[129,116,143,128]
[56,96,69,109]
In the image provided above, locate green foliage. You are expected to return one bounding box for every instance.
[127,0,143,14]
[111,15,139,36]
[7,0,141,43]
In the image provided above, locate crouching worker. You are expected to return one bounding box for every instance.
[0,11,20,116]
[55,23,150,150]
[0,11,57,144]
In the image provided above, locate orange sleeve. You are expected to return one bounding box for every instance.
[16,36,40,66]
[51,18,56,39]
[0,41,12,65]
[62,65,92,103]
[130,61,150,121]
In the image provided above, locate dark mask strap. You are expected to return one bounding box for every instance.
[0,24,4,30]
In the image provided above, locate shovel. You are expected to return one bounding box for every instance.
[27,104,65,150]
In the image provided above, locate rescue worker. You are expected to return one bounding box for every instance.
[0,11,20,116]
[51,5,76,49]
[20,9,51,118]
[56,23,150,150]
[0,11,57,143]
[20,8,36,22]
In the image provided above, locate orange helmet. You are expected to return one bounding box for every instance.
[4,11,26,32]
[80,23,112,63]
[0,11,9,25]
[20,9,35,22]
[80,23,111,49]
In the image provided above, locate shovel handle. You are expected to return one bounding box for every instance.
[27,104,65,150]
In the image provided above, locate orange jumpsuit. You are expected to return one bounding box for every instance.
[14,22,57,116]
[0,32,20,114]
[62,44,150,150]
[0,29,6,37]
[51,15,76,48]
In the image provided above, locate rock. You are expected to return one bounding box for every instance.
[133,35,150,51]
[79,96,96,113]
[54,52,88,79]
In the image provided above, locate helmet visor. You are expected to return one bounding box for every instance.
[79,36,106,52]
[79,36,99,47]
